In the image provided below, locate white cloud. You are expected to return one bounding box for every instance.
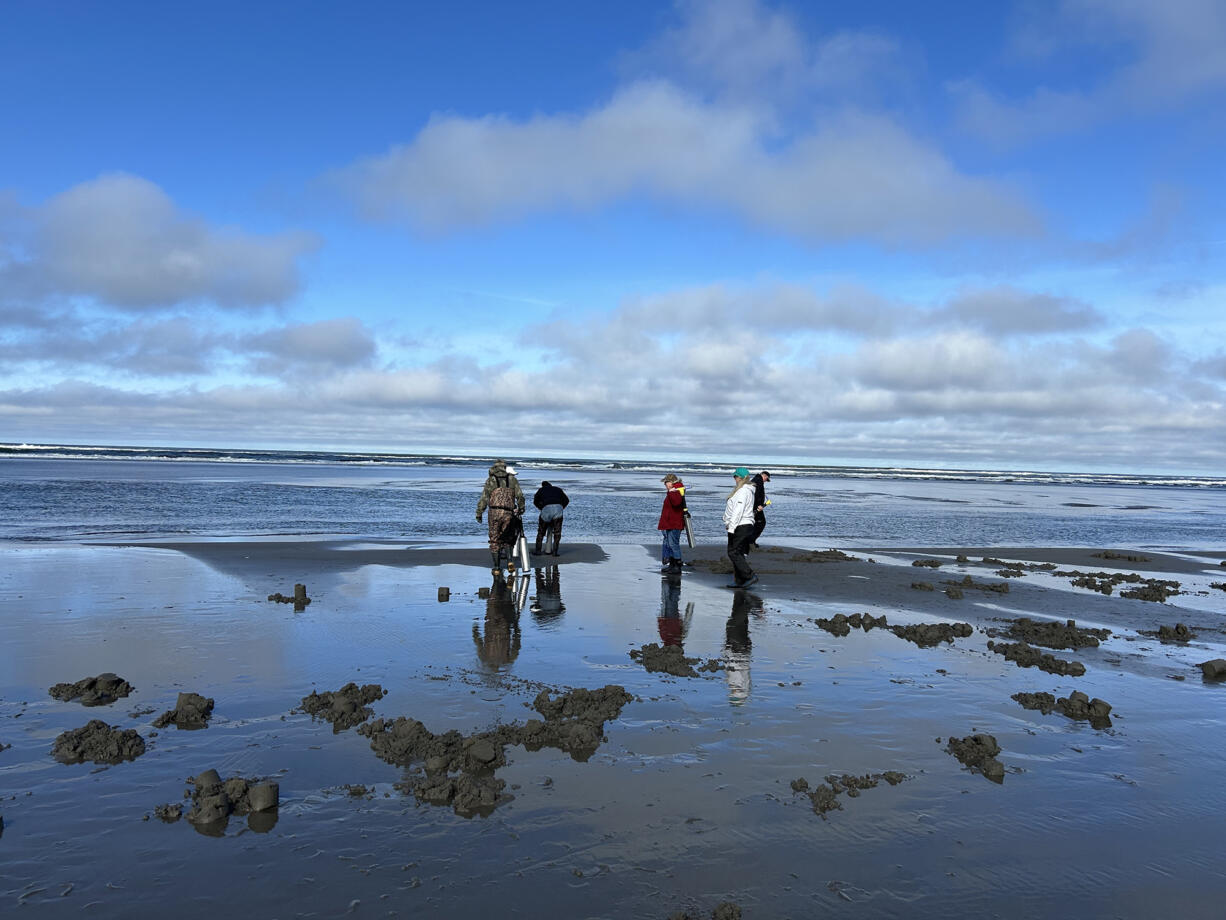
[935,287,1103,335]
[1193,351,1226,380]
[242,318,378,378]
[605,281,905,338]
[0,309,378,381]
[1,174,320,310]
[952,0,1226,144]
[5,312,1219,470]
[337,80,1037,245]
[1100,328,1174,380]
[635,0,902,104]
[838,331,1015,392]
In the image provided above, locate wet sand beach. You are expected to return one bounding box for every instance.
[2,538,1225,918]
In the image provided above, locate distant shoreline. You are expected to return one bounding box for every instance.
[3,443,1222,485]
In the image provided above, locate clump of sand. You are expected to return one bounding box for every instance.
[298,682,387,731]
[153,692,215,729]
[360,685,634,816]
[1012,690,1113,728]
[790,771,909,817]
[944,734,1006,783]
[52,720,145,764]
[49,673,134,707]
[155,768,279,835]
[987,641,1086,677]
[998,617,1110,650]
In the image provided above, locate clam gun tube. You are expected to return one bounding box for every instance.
[516,532,532,571]
[683,512,695,548]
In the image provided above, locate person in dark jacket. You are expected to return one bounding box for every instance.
[658,473,688,574]
[749,470,771,550]
[532,481,569,556]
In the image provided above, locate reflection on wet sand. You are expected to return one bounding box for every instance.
[725,590,763,704]
[657,573,694,647]
[473,575,523,670]
[530,565,565,626]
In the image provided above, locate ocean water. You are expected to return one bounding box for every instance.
[1,444,1223,550]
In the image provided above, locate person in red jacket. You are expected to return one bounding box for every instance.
[658,473,688,575]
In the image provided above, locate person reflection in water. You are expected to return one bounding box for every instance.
[724,591,763,705]
[530,565,565,627]
[657,573,694,648]
[473,574,521,670]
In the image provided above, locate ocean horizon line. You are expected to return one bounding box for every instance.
[2,441,1222,488]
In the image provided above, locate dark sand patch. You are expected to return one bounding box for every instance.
[1044,567,1179,601]
[52,720,146,764]
[153,692,215,729]
[879,546,1206,575]
[789,548,861,563]
[987,641,1086,676]
[1012,690,1113,728]
[667,902,743,920]
[49,673,134,706]
[298,682,387,731]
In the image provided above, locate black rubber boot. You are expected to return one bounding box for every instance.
[491,552,501,575]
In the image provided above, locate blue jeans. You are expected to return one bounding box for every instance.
[661,529,683,562]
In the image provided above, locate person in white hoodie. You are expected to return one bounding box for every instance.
[723,467,758,588]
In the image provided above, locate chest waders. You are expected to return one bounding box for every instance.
[489,474,519,574]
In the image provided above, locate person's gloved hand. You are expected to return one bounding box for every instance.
[476,513,483,523]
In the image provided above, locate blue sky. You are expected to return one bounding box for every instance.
[1,0,1223,473]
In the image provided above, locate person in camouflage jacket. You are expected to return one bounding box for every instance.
[475,460,526,574]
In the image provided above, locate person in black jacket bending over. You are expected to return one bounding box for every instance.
[532,481,570,556]
[749,471,771,550]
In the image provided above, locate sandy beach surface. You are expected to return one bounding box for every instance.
[2,537,1225,918]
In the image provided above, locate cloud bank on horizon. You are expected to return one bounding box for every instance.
[0,0,1222,473]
